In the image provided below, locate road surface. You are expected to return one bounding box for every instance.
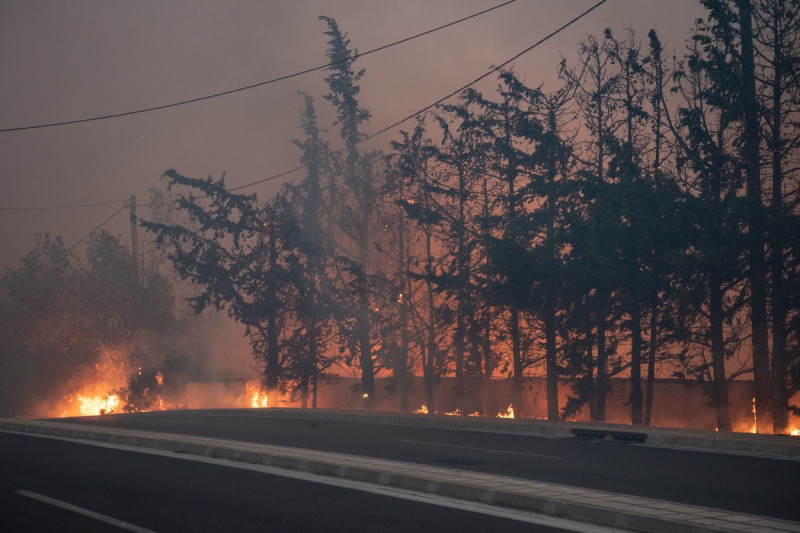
[0,431,613,532]
[58,411,800,521]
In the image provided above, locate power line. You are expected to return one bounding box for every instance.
[2,0,608,210]
[0,198,124,212]
[67,205,126,250]
[364,0,609,141]
[224,0,610,193]
[0,0,516,133]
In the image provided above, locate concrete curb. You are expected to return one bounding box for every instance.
[126,407,800,460]
[2,417,798,533]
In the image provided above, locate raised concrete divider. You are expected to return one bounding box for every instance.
[139,407,800,460]
[2,416,800,533]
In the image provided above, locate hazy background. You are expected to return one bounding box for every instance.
[0,0,706,271]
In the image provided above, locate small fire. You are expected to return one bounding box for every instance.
[791,427,799,437]
[414,404,429,414]
[443,409,462,416]
[244,381,269,408]
[497,404,514,419]
[250,391,268,408]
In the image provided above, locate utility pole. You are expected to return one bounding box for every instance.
[129,194,138,280]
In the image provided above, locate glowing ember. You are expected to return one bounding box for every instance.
[497,404,514,419]
[362,393,369,399]
[443,409,462,416]
[414,404,429,414]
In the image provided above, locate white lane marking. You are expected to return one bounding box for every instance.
[139,419,205,424]
[15,490,158,533]
[395,438,565,459]
[5,432,620,533]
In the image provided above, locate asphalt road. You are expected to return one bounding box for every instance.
[61,411,800,521]
[0,432,581,533]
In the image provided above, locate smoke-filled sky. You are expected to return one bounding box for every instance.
[0,0,706,271]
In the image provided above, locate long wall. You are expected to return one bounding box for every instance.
[311,376,778,432]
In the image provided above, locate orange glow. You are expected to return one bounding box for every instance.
[77,393,121,416]
[250,392,268,408]
[731,396,757,434]
[791,427,799,437]
[497,404,514,419]
[245,380,269,408]
[57,356,180,417]
[414,404,428,414]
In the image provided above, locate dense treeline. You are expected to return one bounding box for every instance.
[144,1,800,432]
[0,231,208,416]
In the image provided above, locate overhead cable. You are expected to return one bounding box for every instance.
[0,0,516,133]
[225,0,609,192]
[364,0,609,141]
[0,198,124,212]
[67,205,126,250]
[2,0,608,209]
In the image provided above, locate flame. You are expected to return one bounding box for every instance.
[250,392,268,408]
[730,396,758,434]
[497,404,514,419]
[244,381,269,408]
[790,426,799,437]
[77,393,121,416]
[59,359,178,417]
[414,404,429,414]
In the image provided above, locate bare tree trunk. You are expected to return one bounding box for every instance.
[738,0,773,433]
[423,226,437,414]
[424,272,437,415]
[483,307,494,414]
[630,304,644,424]
[265,226,281,407]
[595,292,608,421]
[356,219,375,408]
[767,0,790,434]
[645,299,658,426]
[510,305,524,418]
[397,199,410,412]
[544,298,559,421]
[586,320,597,421]
[454,314,466,412]
[710,270,732,431]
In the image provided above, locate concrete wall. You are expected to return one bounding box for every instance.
[312,376,765,431]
